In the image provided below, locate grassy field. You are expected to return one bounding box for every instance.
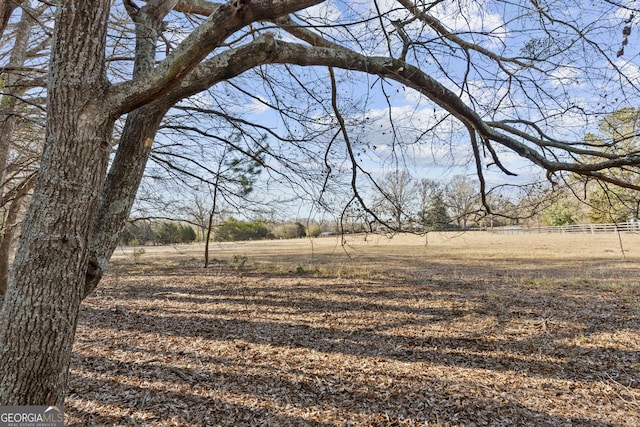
[66,232,640,426]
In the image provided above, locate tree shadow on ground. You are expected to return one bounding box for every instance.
[67,353,616,426]
[67,258,639,426]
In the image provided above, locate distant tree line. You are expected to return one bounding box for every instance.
[120,221,197,246]
[370,167,639,231]
[120,218,319,245]
[370,171,515,231]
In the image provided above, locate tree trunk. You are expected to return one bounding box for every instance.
[204,209,214,268]
[84,103,166,297]
[0,6,34,196]
[0,197,22,296]
[0,0,112,405]
[0,0,26,41]
[84,1,172,297]
[0,174,34,297]
[0,8,39,297]
[204,178,220,268]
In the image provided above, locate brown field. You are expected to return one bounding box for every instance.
[66,232,640,426]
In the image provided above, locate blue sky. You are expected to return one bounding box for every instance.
[136,0,640,220]
[4,1,639,223]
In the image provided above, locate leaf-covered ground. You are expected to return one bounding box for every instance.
[66,233,640,426]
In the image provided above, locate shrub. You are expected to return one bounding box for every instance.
[120,222,155,246]
[306,224,323,237]
[156,222,181,244]
[179,224,197,243]
[214,218,270,241]
[156,222,197,244]
[542,200,578,226]
[271,222,306,239]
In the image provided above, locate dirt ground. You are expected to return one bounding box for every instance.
[65,232,640,426]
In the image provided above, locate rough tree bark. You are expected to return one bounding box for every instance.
[0,0,114,404]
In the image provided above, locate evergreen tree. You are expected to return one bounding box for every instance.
[542,200,578,226]
[179,224,197,243]
[422,191,451,231]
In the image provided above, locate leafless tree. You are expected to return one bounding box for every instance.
[444,175,479,229]
[0,3,47,293]
[373,169,416,229]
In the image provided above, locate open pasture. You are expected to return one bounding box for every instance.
[66,232,640,426]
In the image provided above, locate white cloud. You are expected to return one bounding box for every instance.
[429,0,508,48]
[615,59,640,85]
[549,67,583,88]
[244,97,270,114]
[297,1,343,25]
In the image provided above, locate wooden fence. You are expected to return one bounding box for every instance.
[491,221,640,234]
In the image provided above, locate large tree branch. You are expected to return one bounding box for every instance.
[171,0,220,15]
[486,120,620,159]
[211,39,640,176]
[140,0,222,16]
[273,15,344,49]
[148,34,640,181]
[105,0,323,116]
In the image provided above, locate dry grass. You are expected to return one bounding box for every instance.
[66,232,640,426]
